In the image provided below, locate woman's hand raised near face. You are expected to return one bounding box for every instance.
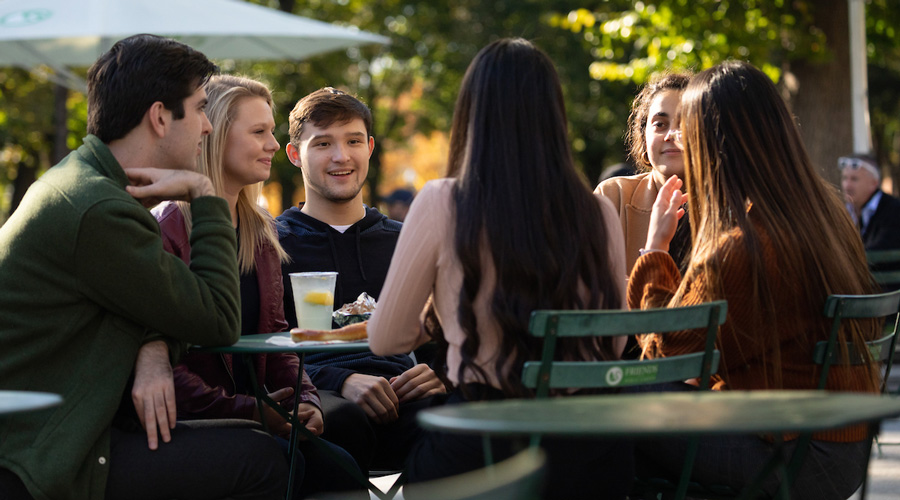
[645,175,686,253]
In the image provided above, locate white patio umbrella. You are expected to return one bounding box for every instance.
[0,0,390,90]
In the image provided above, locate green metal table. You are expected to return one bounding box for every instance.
[0,390,62,416]
[418,390,900,499]
[194,332,378,499]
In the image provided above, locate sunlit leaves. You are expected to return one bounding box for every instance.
[551,0,829,85]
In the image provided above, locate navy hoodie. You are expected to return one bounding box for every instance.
[276,205,413,391]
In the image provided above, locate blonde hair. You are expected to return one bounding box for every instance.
[178,74,288,273]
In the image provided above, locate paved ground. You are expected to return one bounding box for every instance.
[851,367,900,500]
[856,415,900,500]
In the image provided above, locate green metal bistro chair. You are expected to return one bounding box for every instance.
[865,249,900,393]
[730,290,900,500]
[678,290,900,500]
[521,301,727,500]
[811,290,900,473]
[866,249,900,290]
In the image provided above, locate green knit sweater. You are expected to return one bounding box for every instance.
[0,135,240,500]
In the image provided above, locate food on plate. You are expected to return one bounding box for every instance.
[290,321,368,342]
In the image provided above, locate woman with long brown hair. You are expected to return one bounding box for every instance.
[629,60,880,499]
[367,38,633,499]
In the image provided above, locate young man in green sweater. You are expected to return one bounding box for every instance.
[0,35,287,500]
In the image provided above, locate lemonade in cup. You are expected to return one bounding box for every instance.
[289,272,337,331]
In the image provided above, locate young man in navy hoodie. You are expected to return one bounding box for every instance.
[277,88,445,472]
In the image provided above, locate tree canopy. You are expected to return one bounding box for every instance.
[3,0,900,222]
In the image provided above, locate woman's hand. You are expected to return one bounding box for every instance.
[645,175,686,253]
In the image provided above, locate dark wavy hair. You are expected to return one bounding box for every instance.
[434,38,622,398]
[626,72,691,172]
[87,34,218,143]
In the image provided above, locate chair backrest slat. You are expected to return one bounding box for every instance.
[865,249,900,265]
[865,250,900,289]
[528,304,728,338]
[522,351,722,389]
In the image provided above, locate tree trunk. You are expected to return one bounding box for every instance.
[53,84,69,163]
[277,0,294,13]
[788,0,851,187]
[280,169,298,212]
[9,157,37,215]
[364,83,382,205]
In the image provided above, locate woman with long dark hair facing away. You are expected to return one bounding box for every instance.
[629,61,881,499]
[367,38,634,499]
[596,72,693,275]
[153,75,364,499]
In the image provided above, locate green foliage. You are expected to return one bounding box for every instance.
[548,0,828,85]
[0,68,87,221]
[866,0,900,173]
[243,0,640,196]
[3,0,900,218]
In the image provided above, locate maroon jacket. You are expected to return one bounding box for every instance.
[153,202,319,420]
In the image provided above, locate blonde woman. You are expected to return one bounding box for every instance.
[153,75,363,499]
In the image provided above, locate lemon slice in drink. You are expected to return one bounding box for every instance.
[304,291,334,306]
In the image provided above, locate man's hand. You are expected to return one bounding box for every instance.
[295,403,324,440]
[125,168,215,208]
[341,373,400,424]
[390,364,446,404]
[132,340,176,450]
[252,387,294,438]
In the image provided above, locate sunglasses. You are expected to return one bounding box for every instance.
[838,157,880,178]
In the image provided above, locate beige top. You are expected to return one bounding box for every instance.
[369,178,627,389]
[595,171,664,274]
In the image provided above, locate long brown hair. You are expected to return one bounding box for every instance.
[676,60,877,388]
[438,38,622,398]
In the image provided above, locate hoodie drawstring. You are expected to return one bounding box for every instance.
[355,225,367,282]
[326,230,343,300]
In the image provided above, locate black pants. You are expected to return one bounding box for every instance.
[1,420,288,500]
[404,385,635,500]
[271,434,368,499]
[629,382,870,500]
[317,389,432,471]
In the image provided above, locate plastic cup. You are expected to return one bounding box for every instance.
[289,272,338,330]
